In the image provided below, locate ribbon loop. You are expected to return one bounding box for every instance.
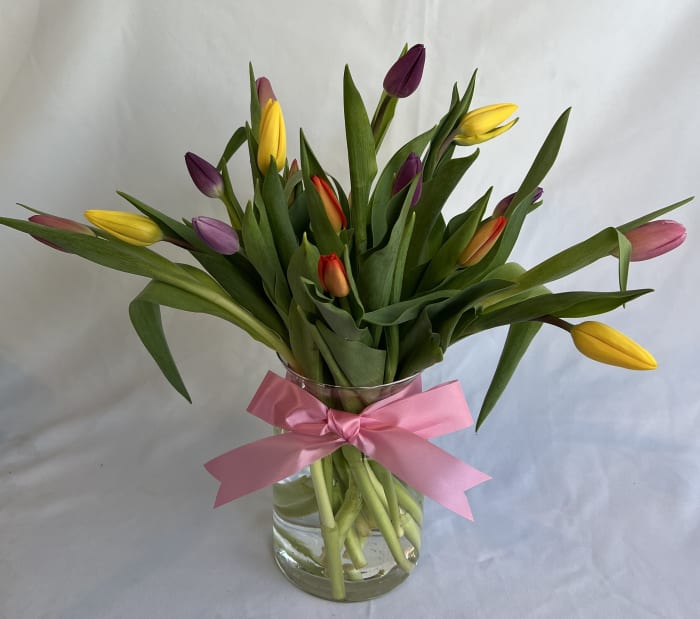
[204,371,490,520]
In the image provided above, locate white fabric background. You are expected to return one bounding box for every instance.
[1,1,698,617]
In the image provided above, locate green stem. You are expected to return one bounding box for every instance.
[342,446,414,573]
[394,480,424,527]
[368,461,402,537]
[310,460,345,600]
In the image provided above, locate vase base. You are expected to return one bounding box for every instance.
[272,513,417,602]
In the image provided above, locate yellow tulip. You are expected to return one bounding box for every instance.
[257,99,287,174]
[570,321,657,370]
[84,210,164,246]
[454,103,518,146]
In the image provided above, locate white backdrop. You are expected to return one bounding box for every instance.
[1,1,699,617]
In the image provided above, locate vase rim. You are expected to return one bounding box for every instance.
[279,357,420,392]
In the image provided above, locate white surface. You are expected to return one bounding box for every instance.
[1,1,699,617]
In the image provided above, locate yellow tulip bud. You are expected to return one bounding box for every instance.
[84,210,164,246]
[570,321,657,370]
[257,99,287,174]
[454,103,519,146]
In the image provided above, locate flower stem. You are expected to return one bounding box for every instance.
[342,446,414,573]
[310,460,345,600]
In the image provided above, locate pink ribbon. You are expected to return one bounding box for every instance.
[204,372,490,520]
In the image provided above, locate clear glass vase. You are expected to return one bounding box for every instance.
[272,367,424,602]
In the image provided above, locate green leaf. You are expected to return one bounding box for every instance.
[463,289,652,335]
[218,126,248,166]
[617,196,694,233]
[343,65,378,253]
[287,234,322,314]
[397,309,443,378]
[418,187,491,290]
[476,321,542,431]
[362,289,457,326]
[249,63,261,139]
[129,293,191,402]
[406,150,480,269]
[288,303,324,383]
[316,321,386,386]
[262,167,299,270]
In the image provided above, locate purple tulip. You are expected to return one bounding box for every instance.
[185,152,224,199]
[493,187,544,216]
[623,219,686,261]
[28,213,94,252]
[383,44,426,98]
[192,216,240,255]
[392,152,423,206]
[255,77,277,107]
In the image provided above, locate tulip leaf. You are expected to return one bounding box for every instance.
[194,251,288,339]
[287,190,311,238]
[357,181,417,311]
[476,321,542,431]
[397,309,443,378]
[463,289,652,336]
[241,194,291,314]
[315,321,386,387]
[370,127,434,243]
[302,280,373,345]
[405,150,480,270]
[249,63,262,139]
[286,236,322,315]
[262,166,299,270]
[288,303,324,383]
[617,196,694,233]
[343,65,378,253]
[129,293,191,402]
[423,70,477,180]
[418,187,492,291]
[362,289,458,326]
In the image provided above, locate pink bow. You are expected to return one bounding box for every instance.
[204,372,490,520]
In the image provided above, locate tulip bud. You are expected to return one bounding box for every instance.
[84,210,164,246]
[392,152,423,206]
[383,44,426,98]
[493,187,543,217]
[288,159,300,176]
[318,253,350,298]
[28,213,95,252]
[257,100,287,174]
[185,152,225,199]
[454,103,519,146]
[616,220,687,262]
[192,216,240,255]
[458,216,507,266]
[255,76,277,107]
[570,321,657,370]
[311,176,347,233]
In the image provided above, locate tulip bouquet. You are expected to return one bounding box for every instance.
[0,44,692,601]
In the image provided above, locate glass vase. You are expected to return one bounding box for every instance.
[272,367,424,602]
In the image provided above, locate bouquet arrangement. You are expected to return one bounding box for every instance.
[1,44,691,601]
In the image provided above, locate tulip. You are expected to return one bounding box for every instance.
[383,44,426,98]
[311,176,347,232]
[458,216,507,266]
[570,321,657,370]
[288,159,300,176]
[257,99,286,174]
[392,152,423,206]
[84,210,164,246]
[318,253,350,298]
[185,152,224,199]
[192,216,240,255]
[255,76,277,107]
[28,213,95,252]
[617,220,687,262]
[493,187,544,217]
[454,103,519,146]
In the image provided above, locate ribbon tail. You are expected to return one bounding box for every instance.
[204,433,340,508]
[358,430,491,520]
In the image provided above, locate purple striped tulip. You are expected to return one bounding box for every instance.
[621,220,686,261]
[383,44,426,98]
[392,152,423,206]
[493,187,544,216]
[185,152,225,199]
[28,213,95,252]
[192,216,240,255]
